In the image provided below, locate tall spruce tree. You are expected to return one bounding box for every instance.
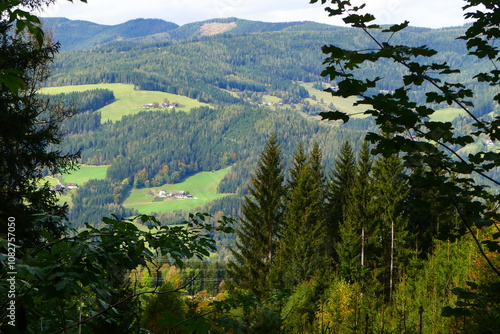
[326,141,356,263]
[270,143,306,286]
[406,168,462,258]
[337,141,373,282]
[287,143,307,194]
[278,142,328,287]
[228,135,285,297]
[370,155,410,302]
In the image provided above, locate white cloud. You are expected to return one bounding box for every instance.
[37,0,471,28]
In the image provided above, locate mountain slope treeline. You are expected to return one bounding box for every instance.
[62,103,371,227]
[45,17,498,228]
[41,17,180,51]
[42,17,344,51]
[225,137,491,333]
[45,18,497,116]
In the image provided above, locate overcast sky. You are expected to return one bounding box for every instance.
[37,0,471,28]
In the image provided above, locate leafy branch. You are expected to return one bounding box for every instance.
[312,0,500,277]
[50,273,201,334]
[0,213,234,331]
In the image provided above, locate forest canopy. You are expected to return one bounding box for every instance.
[1,0,500,332]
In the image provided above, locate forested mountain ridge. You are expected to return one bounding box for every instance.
[46,18,489,109]
[42,17,499,228]
[41,17,180,51]
[4,0,500,329]
[42,17,345,51]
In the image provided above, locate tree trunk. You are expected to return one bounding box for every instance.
[389,219,395,302]
[361,224,365,266]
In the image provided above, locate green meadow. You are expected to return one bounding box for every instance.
[302,83,469,122]
[44,176,59,187]
[42,176,73,206]
[263,94,282,103]
[123,167,232,214]
[44,165,109,206]
[40,83,210,122]
[57,192,73,207]
[301,82,370,118]
[428,108,466,122]
[61,165,109,185]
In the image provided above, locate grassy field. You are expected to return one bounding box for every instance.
[263,94,282,103]
[61,165,109,185]
[44,176,59,187]
[57,192,73,207]
[41,176,73,206]
[301,82,370,118]
[43,165,109,206]
[428,108,466,122]
[40,83,210,122]
[123,167,232,214]
[302,83,469,122]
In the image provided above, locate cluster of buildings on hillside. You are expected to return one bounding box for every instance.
[51,183,78,191]
[142,102,180,109]
[483,138,495,147]
[260,101,284,107]
[158,190,194,199]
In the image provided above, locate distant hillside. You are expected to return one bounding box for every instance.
[41,16,462,52]
[41,17,179,51]
[166,17,344,40]
[41,17,346,51]
[47,21,483,110]
[42,17,499,222]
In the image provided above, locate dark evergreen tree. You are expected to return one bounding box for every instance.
[278,142,328,287]
[406,167,462,258]
[228,135,285,297]
[0,21,77,244]
[287,143,308,193]
[337,141,373,283]
[326,141,356,263]
[370,155,410,302]
[269,143,307,287]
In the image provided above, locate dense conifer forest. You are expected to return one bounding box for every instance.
[1,1,499,332]
[40,15,499,231]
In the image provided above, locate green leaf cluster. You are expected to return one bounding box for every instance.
[0,213,234,332]
[312,0,500,329]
